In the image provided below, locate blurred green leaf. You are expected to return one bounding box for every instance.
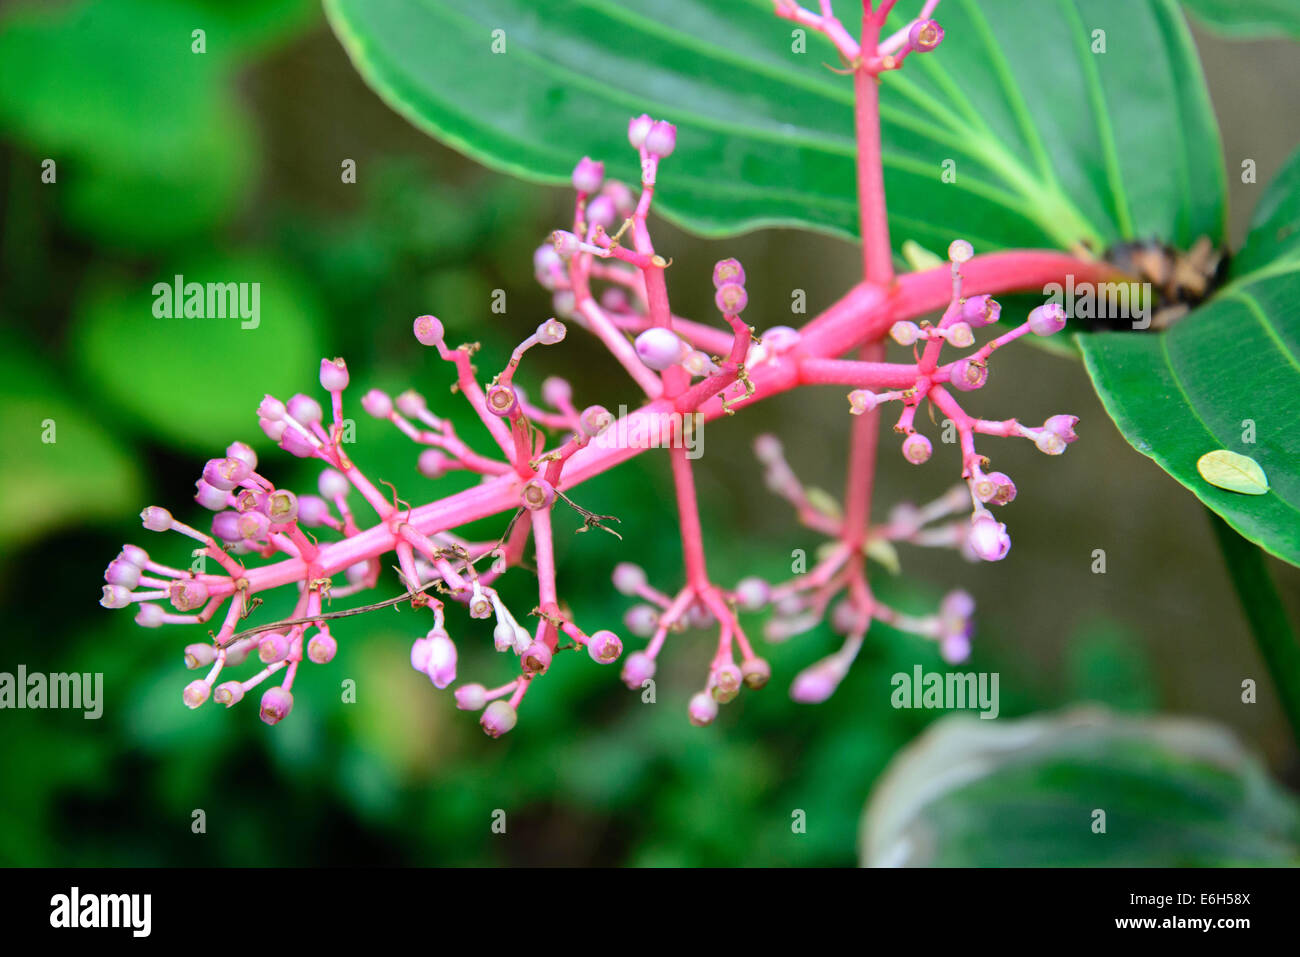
[325,0,1224,253]
[861,708,1300,866]
[1180,0,1300,39]
[0,332,144,546]
[70,253,324,450]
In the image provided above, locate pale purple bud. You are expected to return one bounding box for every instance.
[183,680,210,709]
[307,632,337,664]
[259,686,294,725]
[296,495,331,527]
[621,651,657,688]
[480,700,518,738]
[712,662,743,703]
[961,294,1001,327]
[634,327,685,370]
[104,558,141,589]
[534,245,563,289]
[262,489,298,524]
[409,636,432,672]
[395,390,426,419]
[580,405,613,437]
[100,585,132,609]
[848,389,878,415]
[287,393,323,426]
[425,630,457,688]
[135,603,165,627]
[612,562,646,595]
[586,194,616,230]
[541,376,572,408]
[257,394,286,420]
[688,691,718,727]
[194,479,229,510]
[572,156,604,193]
[520,478,555,511]
[627,113,654,149]
[184,642,216,669]
[552,229,581,259]
[120,544,149,566]
[492,622,515,653]
[361,389,393,418]
[602,180,636,217]
[890,321,921,346]
[1044,414,1079,444]
[742,657,772,690]
[418,449,451,479]
[1027,302,1067,336]
[211,511,242,542]
[712,258,746,289]
[968,513,1011,561]
[213,680,244,707]
[455,683,488,711]
[945,321,974,348]
[790,661,844,704]
[753,434,783,465]
[536,317,567,345]
[259,632,290,664]
[413,314,444,347]
[950,357,988,391]
[521,640,552,675]
[644,120,676,158]
[140,506,173,532]
[714,282,748,315]
[319,357,349,392]
[987,471,1016,505]
[941,631,971,664]
[587,630,622,664]
[259,417,286,441]
[203,456,251,491]
[623,604,658,637]
[948,239,974,263]
[909,18,945,51]
[169,578,209,612]
[318,468,349,500]
[485,383,518,417]
[734,576,770,611]
[226,441,257,470]
[902,433,932,465]
[280,427,316,459]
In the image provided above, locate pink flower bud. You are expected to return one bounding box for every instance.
[572,156,604,193]
[714,282,748,315]
[203,456,251,491]
[213,681,244,707]
[315,468,347,500]
[259,417,286,441]
[945,321,974,348]
[961,294,1001,327]
[848,389,878,415]
[534,245,563,288]
[119,544,149,566]
[184,643,216,669]
[280,427,316,459]
[1044,414,1079,443]
[257,394,286,420]
[968,513,1011,561]
[948,239,974,263]
[602,180,636,217]
[361,389,393,418]
[183,680,210,709]
[623,604,658,637]
[627,113,654,149]
[890,321,921,346]
[634,327,686,371]
[259,686,294,725]
[712,662,743,703]
[237,510,270,541]
[259,632,290,664]
[988,471,1017,505]
[410,636,432,672]
[520,478,555,511]
[296,495,330,527]
[307,632,337,664]
[287,393,323,426]
[742,657,772,690]
[790,661,844,704]
[753,433,783,465]
[101,585,132,609]
[941,631,972,663]
[612,562,646,595]
[320,357,349,392]
[536,317,567,345]
[734,576,770,611]
[712,258,746,289]
[586,194,617,230]
[1027,302,1067,336]
[645,120,677,158]
[940,589,975,624]
[521,640,552,675]
[104,558,142,589]
[950,357,988,391]
[194,478,229,510]
[552,229,581,259]
[140,506,173,532]
[688,691,718,727]
[580,405,613,437]
[413,314,444,347]
[169,578,209,612]
[480,700,518,738]
[418,449,451,479]
[425,630,457,688]
[455,683,488,711]
[587,630,622,664]
[908,18,945,51]
[541,376,572,407]
[135,603,165,627]
[486,383,519,417]
[226,441,257,470]
[902,433,932,464]
[621,651,656,688]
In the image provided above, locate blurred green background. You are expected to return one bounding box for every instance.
[1,0,1298,866]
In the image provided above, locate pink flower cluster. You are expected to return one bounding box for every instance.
[99,0,1090,736]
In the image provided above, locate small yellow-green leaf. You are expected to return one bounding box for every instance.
[901,240,945,272]
[805,486,843,521]
[1197,450,1269,495]
[864,537,901,575]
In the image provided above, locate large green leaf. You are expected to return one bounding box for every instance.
[1179,0,1300,39]
[861,709,1300,866]
[325,0,1224,252]
[1080,150,1300,567]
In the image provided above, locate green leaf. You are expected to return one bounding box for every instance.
[324,0,1224,252]
[1080,151,1300,566]
[1179,0,1300,39]
[1197,449,1269,494]
[0,331,144,547]
[70,254,325,451]
[861,709,1300,866]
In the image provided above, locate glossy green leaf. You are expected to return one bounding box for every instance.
[1180,0,1300,39]
[325,0,1224,253]
[1080,152,1300,566]
[70,254,324,450]
[861,709,1300,866]
[0,332,144,547]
